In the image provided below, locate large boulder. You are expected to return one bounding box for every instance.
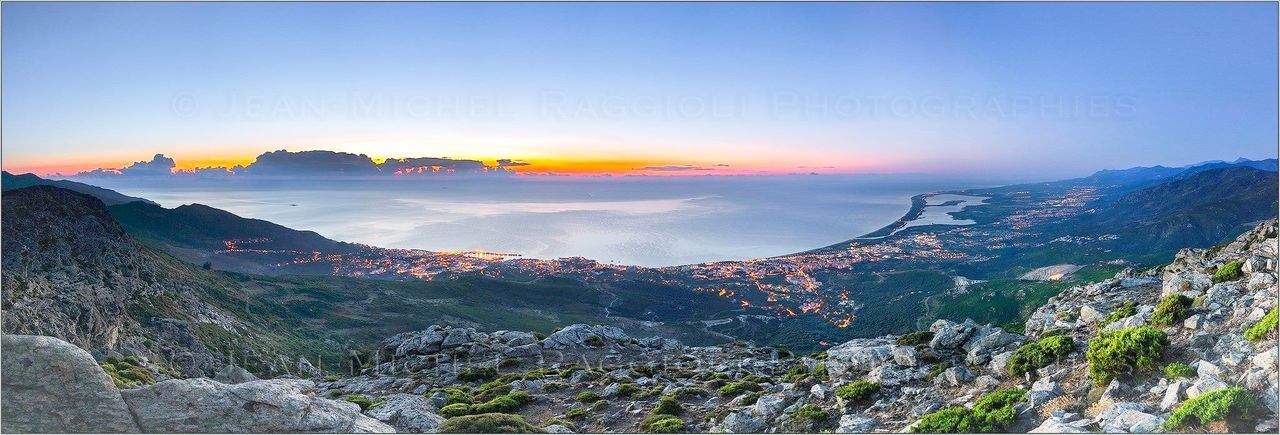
[824,338,896,376]
[365,394,443,433]
[1,335,141,433]
[121,378,394,433]
[929,319,975,349]
[542,324,628,350]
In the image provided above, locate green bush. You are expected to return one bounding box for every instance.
[738,392,761,406]
[911,389,1026,433]
[590,399,608,411]
[645,417,686,433]
[653,395,682,415]
[1164,387,1258,431]
[1152,294,1193,326]
[717,380,762,398]
[343,395,382,411]
[575,391,600,403]
[441,403,473,418]
[782,365,810,383]
[1212,261,1243,283]
[441,391,533,417]
[541,382,567,392]
[1086,326,1169,386]
[1007,335,1074,376]
[458,367,498,382]
[834,381,880,403]
[439,413,543,433]
[633,365,658,377]
[99,356,157,389]
[1103,302,1137,324]
[812,362,828,381]
[897,331,935,346]
[583,335,606,347]
[1245,307,1278,342]
[433,387,474,405]
[616,383,640,398]
[1163,362,1197,379]
[786,404,830,430]
[563,407,587,419]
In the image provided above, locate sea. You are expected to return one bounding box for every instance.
[79,174,1012,267]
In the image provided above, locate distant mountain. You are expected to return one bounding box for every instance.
[1069,158,1277,189]
[1072,166,1279,252]
[107,201,361,272]
[1,171,155,205]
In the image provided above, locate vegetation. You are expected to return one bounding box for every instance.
[563,408,587,419]
[653,395,683,415]
[1212,260,1244,283]
[782,365,810,383]
[1164,387,1258,431]
[98,356,157,389]
[1006,335,1073,376]
[441,391,533,417]
[616,383,640,398]
[811,363,828,381]
[1163,363,1197,379]
[897,331,935,346]
[575,391,600,403]
[716,380,762,398]
[639,415,686,433]
[434,387,474,406]
[834,381,880,403]
[343,395,383,411]
[438,413,543,433]
[1103,301,1138,324]
[911,389,1026,433]
[1086,326,1169,386]
[458,367,497,382]
[1152,294,1193,326]
[1245,307,1277,342]
[786,404,830,431]
[925,264,1125,329]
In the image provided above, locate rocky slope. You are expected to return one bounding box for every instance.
[300,218,1278,433]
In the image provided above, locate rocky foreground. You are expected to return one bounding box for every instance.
[3,219,1278,433]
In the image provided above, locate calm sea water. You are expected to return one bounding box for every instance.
[81,175,1001,267]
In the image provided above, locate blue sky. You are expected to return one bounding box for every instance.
[2,2,1276,177]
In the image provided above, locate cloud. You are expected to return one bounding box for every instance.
[76,153,176,177]
[496,159,531,167]
[638,165,719,172]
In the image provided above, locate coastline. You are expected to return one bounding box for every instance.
[856,193,934,239]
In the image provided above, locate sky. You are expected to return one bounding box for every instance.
[2,2,1277,177]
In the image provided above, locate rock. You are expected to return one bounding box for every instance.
[835,414,876,433]
[1182,314,1205,330]
[1103,408,1165,433]
[750,395,787,420]
[810,384,830,401]
[1,335,141,433]
[1162,272,1210,298]
[441,328,479,349]
[213,365,259,384]
[1193,360,1224,379]
[929,319,974,349]
[545,424,575,433]
[1248,273,1277,292]
[390,327,445,357]
[121,378,394,433]
[1078,304,1108,325]
[938,367,974,387]
[988,350,1015,373]
[1030,414,1090,433]
[720,411,766,433]
[1253,347,1278,371]
[963,329,1024,366]
[868,365,920,387]
[365,393,443,433]
[502,343,542,358]
[1102,315,1146,333]
[1186,376,1229,399]
[542,324,628,350]
[603,382,621,397]
[891,346,920,367]
[824,339,896,376]
[1160,380,1186,411]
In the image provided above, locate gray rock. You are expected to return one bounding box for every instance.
[1030,416,1090,433]
[835,414,876,433]
[720,411,766,433]
[891,346,920,367]
[545,424,575,433]
[810,384,830,401]
[542,324,628,350]
[824,339,896,376]
[963,329,1024,366]
[1,335,141,433]
[121,378,394,433]
[868,365,920,387]
[366,393,443,433]
[1186,376,1228,399]
[750,395,787,420]
[213,364,259,384]
[1078,304,1107,325]
[1102,408,1164,433]
[503,343,543,358]
[929,319,974,349]
[938,367,974,387]
[1183,314,1205,330]
[1160,380,1186,411]
[1248,273,1277,292]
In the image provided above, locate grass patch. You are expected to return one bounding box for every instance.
[653,395,683,415]
[1163,363,1197,379]
[439,413,543,433]
[1103,301,1137,324]
[1007,335,1073,377]
[717,380,762,398]
[834,380,880,403]
[1152,294,1192,326]
[911,389,1026,433]
[1212,260,1243,283]
[1164,387,1258,431]
[1245,307,1277,342]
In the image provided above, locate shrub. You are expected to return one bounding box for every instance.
[1164,387,1258,431]
[440,403,473,418]
[926,363,950,381]
[653,395,682,415]
[441,391,532,417]
[782,365,810,383]
[897,331,935,346]
[1163,362,1197,379]
[738,392,761,406]
[563,407,587,419]
[1212,261,1243,283]
[812,351,828,360]
[99,356,157,389]
[812,362,828,381]
[1040,326,1073,337]
[576,391,600,403]
[457,367,497,382]
[717,380,762,398]
[583,335,606,347]
[616,383,640,398]
[1152,294,1193,326]
[590,399,608,411]
[438,413,542,433]
[1245,307,1278,342]
[1103,302,1137,324]
[835,381,880,403]
[343,395,382,411]
[639,414,683,433]
[1086,326,1169,386]
[788,404,829,422]
[911,389,1026,433]
[1007,335,1074,376]
[433,387,474,406]
[541,382,567,392]
[633,364,658,377]
[674,387,708,399]
[543,417,577,432]
[645,417,686,433]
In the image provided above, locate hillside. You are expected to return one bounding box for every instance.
[1,171,155,205]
